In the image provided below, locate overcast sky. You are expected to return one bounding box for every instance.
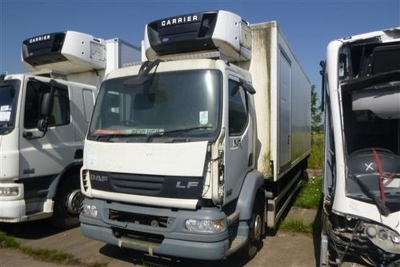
[1,0,399,96]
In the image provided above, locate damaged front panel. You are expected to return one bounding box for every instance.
[323,28,400,266]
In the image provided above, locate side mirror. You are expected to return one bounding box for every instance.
[123,59,161,87]
[231,79,256,96]
[41,92,54,117]
[240,78,256,95]
[37,92,54,133]
[37,118,48,132]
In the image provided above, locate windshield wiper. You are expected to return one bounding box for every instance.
[349,173,390,216]
[94,126,212,142]
[145,126,212,142]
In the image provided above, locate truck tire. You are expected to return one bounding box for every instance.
[320,207,338,267]
[238,195,264,260]
[320,212,330,266]
[50,174,84,229]
[301,169,309,182]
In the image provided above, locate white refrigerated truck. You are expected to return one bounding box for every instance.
[0,31,140,228]
[80,10,311,259]
[320,27,400,266]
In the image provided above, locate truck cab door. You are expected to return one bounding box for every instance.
[223,75,253,205]
[19,78,75,183]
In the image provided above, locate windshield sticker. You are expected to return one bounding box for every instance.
[129,128,164,134]
[199,111,208,125]
[0,105,11,121]
[94,128,164,135]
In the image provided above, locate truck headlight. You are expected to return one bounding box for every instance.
[391,234,400,244]
[378,229,389,240]
[366,226,377,238]
[83,203,98,218]
[0,186,19,196]
[185,219,226,233]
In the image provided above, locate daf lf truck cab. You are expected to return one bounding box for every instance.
[80,10,311,259]
[0,31,140,228]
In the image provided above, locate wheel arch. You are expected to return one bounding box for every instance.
[236,170,265,221]
[47,161,82,199]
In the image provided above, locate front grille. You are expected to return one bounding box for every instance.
[89,171,203,199]
[112,173,164,195]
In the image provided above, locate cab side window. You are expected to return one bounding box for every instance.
[24,81,70,129]
[228,80,248,135]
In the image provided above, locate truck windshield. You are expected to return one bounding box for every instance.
[0,80,20,134]
[88,70,221,142]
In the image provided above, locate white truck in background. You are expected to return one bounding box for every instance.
[0,31,140,228]
[320,27,400,266]
[80,10,311,260]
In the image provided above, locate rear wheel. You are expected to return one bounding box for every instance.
[50,174,84,229]
[301,169,309,181]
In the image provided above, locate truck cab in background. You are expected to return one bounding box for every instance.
[80,10,311,260]
[320,27,400,266]
[0,31,140,228]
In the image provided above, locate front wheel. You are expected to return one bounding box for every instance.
[238,195,264,260]
[320,203,339,267]
[50,174,84,229]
